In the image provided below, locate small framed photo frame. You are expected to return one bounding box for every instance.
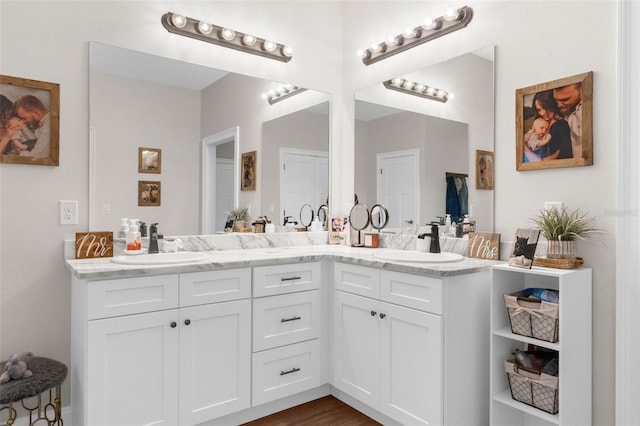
[138,180,161,206]
[241,150,257,191]
[138,147,161,173]
[508,228,540,269]
[475,150,494,190]
[516,71,593,171]
[0,75,60,166]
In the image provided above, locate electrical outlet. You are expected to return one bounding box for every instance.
[60,200,78,225]
[544,201,563,211]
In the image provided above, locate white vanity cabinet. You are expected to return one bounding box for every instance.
[332,262,491,426]
[72,268,251,426]
[489,264,592,426]
[251,262,324,406]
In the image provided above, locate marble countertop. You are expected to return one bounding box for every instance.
[66,244,500,280]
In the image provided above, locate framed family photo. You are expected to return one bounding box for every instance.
[138,147,161,173]
[475,150,494,189]
[0,75,60,166]
[241,150,257,191]
[515,71,593,171]
[138,180,161,206]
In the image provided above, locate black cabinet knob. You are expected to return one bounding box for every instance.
[379,313,386,319]
[184,319,191,326]
[170,322,177,328]
[370,310,377,317]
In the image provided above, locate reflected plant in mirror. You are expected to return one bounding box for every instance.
[354,46,495,234]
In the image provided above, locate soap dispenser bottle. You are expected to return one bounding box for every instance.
[117,218,129,238]
[126,219,141,251]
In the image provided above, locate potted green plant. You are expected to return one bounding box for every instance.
[531,206,599,258]
[228,207,248,231]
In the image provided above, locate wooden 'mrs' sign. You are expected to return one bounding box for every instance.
[75,232,114,259]
[468,232,500,260]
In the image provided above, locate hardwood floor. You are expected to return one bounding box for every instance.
[240,396,382,426]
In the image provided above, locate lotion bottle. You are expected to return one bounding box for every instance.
[126,219,141,251]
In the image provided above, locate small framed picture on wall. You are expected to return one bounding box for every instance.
[475,150,494,190]
[138,147,161,173]
[138,181,161,206]
[241,151,257,191]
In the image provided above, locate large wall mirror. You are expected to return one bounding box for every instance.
[89,42,330,235]
[355,46,494,232]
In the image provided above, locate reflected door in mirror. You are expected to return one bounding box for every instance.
[377,149,418,228]
[280,149,328,225]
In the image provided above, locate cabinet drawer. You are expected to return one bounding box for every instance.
[87,275,179,320]
[334,263,380,298]
[252,339,322,406]
[381,270,443,315]
[180,268,251,307]
[253,290,321,351]
[253,262,321,297]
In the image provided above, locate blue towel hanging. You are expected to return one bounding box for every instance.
[446,176,461,223]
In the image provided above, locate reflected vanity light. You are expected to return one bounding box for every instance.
[358,5,472,65]
[262,84,307,105]
[383,78,452,103]
[161,12,293,62]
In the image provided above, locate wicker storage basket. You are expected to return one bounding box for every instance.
[504,359,559,414]
[504,290,559,343]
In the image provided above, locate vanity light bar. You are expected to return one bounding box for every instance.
[383,78,451,103]
[161,12,293,63]
[359,6,473,66]
[263,84,307,105]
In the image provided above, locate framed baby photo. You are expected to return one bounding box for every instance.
[0,75,60,166]
[475,150,494,189]
[515,71,593,171]
[138,147,161,173]
[241,150,257,191]
[508,228,540,269]
[138,180,161,206]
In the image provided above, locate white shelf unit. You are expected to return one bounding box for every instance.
[490,264,592,426]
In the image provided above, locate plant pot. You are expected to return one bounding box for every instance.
[546,240,576,259]
[233,220,246,231]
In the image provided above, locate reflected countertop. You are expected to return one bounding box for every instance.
[66,243,500,280]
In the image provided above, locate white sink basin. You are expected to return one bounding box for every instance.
[112,251,210,265]
[375,251,464,263]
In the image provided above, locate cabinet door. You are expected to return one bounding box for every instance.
[87,310,179,426]
[179,299,251,425]
[380,302,443,426]
[332,290,381,408]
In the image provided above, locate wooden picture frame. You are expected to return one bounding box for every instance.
[508,228,540,269]
[475,150,494,189]
[0,75,60,166]
[241,150,257,191]
[516,71,593,171]
[138,180,161,206]
[138,147,161,173]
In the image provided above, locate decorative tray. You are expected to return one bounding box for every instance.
[533,257,584,269]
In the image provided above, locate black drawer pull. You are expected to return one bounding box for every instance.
[281,276,302,282]
[281,316,302,323]
[280,367,301,376]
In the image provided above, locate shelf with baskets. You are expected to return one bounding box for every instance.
[490,264,592,426]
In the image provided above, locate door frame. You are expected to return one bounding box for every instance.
[202,127,239,234]
[376,148,420,228]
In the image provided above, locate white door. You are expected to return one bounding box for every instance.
[215,158,234,232]
[87,310,180,426]
[377,149,419,228]
[179,300,251,425]
[280,149,328,225]
[380,302,443,425]
[333,291,381,409]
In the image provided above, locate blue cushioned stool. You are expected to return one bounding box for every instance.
[0,357,67,426]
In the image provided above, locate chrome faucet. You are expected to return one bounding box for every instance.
[148,223,159,254]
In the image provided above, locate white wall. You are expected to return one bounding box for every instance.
[0,1,619,424]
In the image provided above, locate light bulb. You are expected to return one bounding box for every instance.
[392,78,403,86]
[357,49,371,59]
[276,86,286,94]
[284,84,294,91]
[370,42,383,53]
[415,83,426,92]
[197,21,213,35]
[170,14,187,28]
[243,34,257,46]
[261,93,268,100]
[268,89,277,97]
[282,45,293,57]
[221,28,235,41]
[263,40,277,52]
[444,9,461,21]
[447,93,455,100]
[437,89,446,97]
[403,81,414,89]
[422,17,438,30]
[403,27,418,38]
[385,35,398,46]
[426,87,436,95]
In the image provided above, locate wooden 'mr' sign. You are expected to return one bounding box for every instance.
[76,232,113,259]
[468,232,500,260]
